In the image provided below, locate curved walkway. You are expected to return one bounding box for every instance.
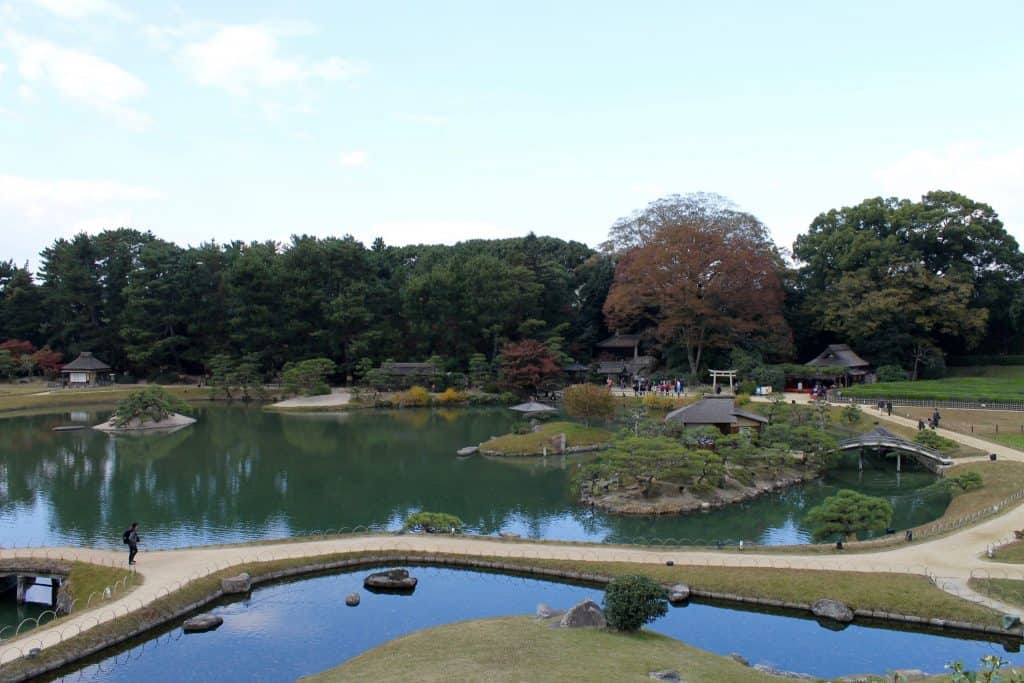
[4,403,1024,669]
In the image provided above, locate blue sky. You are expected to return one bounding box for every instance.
[1,0,1023,269]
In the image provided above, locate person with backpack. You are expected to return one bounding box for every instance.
[123,522,141,565]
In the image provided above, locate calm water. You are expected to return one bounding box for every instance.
[0,406,949,550]
[46,566,1019,682]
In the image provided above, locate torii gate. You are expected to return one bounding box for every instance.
[709,369,736,394]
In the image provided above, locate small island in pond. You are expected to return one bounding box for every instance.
[92,386,196,433]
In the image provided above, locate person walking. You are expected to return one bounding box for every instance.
[931,408,941,429]
[886,400,892,417]
[124,522,141,566]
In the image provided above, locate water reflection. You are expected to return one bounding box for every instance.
[0,407,950,549]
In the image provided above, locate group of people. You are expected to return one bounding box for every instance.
[917,408,942,431]
[631,377,685,396]
[875,399,894,416]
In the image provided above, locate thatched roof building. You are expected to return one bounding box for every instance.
[60,352,111,386]
[805,344,870,375]
[664,396,768,435]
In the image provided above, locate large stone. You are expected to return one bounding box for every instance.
[364,568,418,592]
[183,614,224,633]
[811,598,854,623]
[648,671,681,681]
[535,603,565,620]
[456,446,478,456]
[345,592,360,606]
[729,653,749,666]
[55,581,74,616]
[752,664,816,680]
[221,572,251,594]
[668,584,690,605]
[559,599,606,628]
[887,671,927,682]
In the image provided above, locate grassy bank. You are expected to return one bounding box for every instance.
[0,382,218,418]
[843,377,1024,403]
[305,616,781,683]
[989,540,1024,563]
[968,578,1024,610]
[480,421,614,455]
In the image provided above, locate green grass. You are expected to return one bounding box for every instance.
[988,540,1024,564]
[480,421,613,455]
[843,377,1024,403]
[305,616,782,683]
[968,578,1024,610]
[0,383,217,417]
[65,561,139,607]
[942,461,1024,520]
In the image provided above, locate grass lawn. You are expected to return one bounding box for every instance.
[304,616,781,683]
[843,377,1024,403]
[967,578,1024,610]
[65,560,139,607]
[0,383,217,417]
[942,461,1024,519]
[989,540,1024,564]
[480,421,614,455]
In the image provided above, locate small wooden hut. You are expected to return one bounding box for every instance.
[60,352,112,387]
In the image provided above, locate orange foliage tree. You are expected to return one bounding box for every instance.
[603,194,790,379]
[499,340,562,395]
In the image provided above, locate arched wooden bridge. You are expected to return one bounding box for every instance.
[838,426,953,473]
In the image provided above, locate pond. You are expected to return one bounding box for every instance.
[0,406,950,551]
[44,566,1020,682]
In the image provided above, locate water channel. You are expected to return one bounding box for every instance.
[0,406,950,551]
[44,566,1021,682]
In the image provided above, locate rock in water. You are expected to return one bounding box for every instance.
[456,446,478,456]
[364,568,418,591]
[559,599,606,628]
[345,592,360,606]
[810,598,854,623]
[221,573,251,594]
[668,584,690,605]
[183,614,224,633]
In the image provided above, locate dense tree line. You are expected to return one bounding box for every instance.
[1,189,1021,382]
[0,230,612,379]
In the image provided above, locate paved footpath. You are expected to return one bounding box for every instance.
[4,405,1024,668]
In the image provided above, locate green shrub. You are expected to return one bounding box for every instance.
[805,489,893,542]
[841,403,862,425]
[402,511,463,533]
[914,429,958,452]
[310,383,331,396]
[875,364,906,382]
[603,575,668,632]
[283,357,335,395]
[946,470,983,493]
[112,386,191,427]
[738,380,756,395]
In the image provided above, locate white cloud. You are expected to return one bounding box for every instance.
[0,174,164,207]
[0,174,163,268]
[337,150,367,168]
[24,0,129,20]
[2,31,150,129]
[874,142,1024,234]
[178,24,365,95]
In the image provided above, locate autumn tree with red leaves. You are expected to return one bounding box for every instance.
[30,346,64,378]
[603,194,790,379]
[499,339,562,395]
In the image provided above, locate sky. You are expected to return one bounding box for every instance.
[1,0,1023,270]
